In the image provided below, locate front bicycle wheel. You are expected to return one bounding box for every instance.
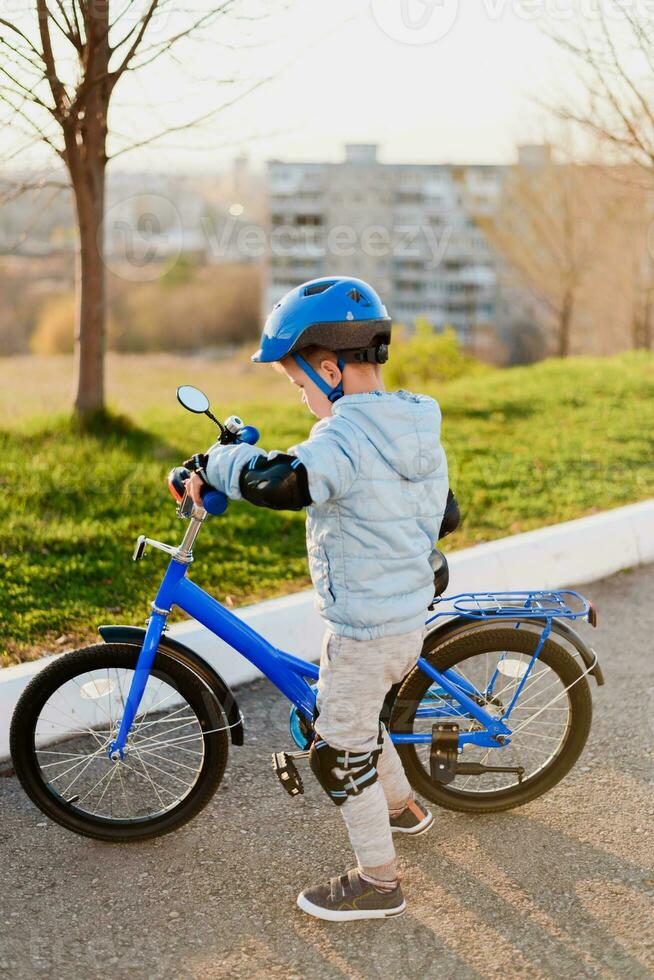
[390,626,592,813]
[10,643,229,841]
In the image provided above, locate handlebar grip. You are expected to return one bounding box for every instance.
[237,425,260,445]
[201,488,228,516]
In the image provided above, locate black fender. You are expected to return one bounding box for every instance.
[421,615,604,686]
[98,625,244,744]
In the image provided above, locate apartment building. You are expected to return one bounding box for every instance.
[265,144,506,348]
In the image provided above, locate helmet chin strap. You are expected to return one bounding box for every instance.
[292,353,345,403]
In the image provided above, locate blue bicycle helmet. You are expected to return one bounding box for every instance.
[253,277,391,402]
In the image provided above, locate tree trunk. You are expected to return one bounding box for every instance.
[631,279,654,350]
[73,165,106,416]
[641,286,653,350]
[558,290,573,357]
[69,5,110,420]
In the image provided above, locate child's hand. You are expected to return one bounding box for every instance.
[184,472,206,508]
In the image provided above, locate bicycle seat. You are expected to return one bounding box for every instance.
[430,549,449,597]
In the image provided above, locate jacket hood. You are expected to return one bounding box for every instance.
[333,390,444,482]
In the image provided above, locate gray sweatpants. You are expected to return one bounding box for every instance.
[314,627,424,871]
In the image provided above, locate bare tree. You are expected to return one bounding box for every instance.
[548,3,654,173]
[547,4,654,350]
[480,152,610,357]
[626,180,654,350]
[0,2,273,418]
[483,151,650,358]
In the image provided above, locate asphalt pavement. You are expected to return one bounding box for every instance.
[1,563,653,979]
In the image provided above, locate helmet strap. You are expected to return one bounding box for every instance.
[292,353,345,403]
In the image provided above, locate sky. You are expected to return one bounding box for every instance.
[5,0,587,173]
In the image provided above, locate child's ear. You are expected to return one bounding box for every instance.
[320,357,341,383]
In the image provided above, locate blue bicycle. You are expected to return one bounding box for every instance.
[10,386,604,842]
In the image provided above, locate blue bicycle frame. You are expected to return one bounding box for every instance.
[108,506,596,761]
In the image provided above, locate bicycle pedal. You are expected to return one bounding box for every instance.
[272,751,304,798]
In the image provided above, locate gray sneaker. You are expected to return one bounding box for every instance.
[297,868,406,921]
[390,798,434,836]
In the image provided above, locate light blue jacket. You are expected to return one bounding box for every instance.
[206,391,449,640]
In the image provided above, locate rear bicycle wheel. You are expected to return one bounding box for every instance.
[10,643,229,841]
[390,626,592,813]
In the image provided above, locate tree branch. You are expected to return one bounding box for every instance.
[107,71,272,159]
[119,0,236,70]
[0,88,64,158]
[597,8,654,147]
[0,175,68,206]
[53,0,80,48]
[108,0,160,83]
[35,0,69,117]
[547,11,654,171]
[0,17,43,59]
[0,63,55,115]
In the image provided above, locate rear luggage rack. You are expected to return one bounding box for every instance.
[428,590,593,624]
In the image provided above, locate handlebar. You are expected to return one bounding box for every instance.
[232,424,259,446]
[201,488,229,516]
[167,416,260,518]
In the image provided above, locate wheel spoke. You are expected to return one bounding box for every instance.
[131,718,203,746]
[128,748,196,789]
[401,636,580,797]
[28,661,214,825]
[134,745,203,774]
[37,701,109,746]
[133,710,198,736]
[77,763,118,807]
[55,746,109,797]
[121,756,178,806]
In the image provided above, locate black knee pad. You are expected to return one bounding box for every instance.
[309,738,381,807]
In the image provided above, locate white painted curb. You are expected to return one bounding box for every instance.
[2,497,653,761]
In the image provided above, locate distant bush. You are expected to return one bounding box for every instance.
[30,293,75,354]
[0,257,63,355]
[26,262,261,355]
[160,255,197,288]
[30,293,118,355]
[384,319,484,389]
[110,262,261,353]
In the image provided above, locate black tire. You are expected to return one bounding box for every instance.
[390,626,592,814]
[10,643,229,842]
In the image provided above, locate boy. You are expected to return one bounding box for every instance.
[185,277,453,921]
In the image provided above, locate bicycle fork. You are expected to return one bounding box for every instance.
[107,560,188,759]
[108,610,167,759]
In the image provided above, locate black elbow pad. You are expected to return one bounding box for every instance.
[439,488,461,539]
[239,453,311,511]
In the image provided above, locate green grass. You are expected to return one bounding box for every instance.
[2,350,653,664]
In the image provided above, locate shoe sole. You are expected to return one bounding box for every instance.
[296,893,407,922]
[390,811,434,836]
